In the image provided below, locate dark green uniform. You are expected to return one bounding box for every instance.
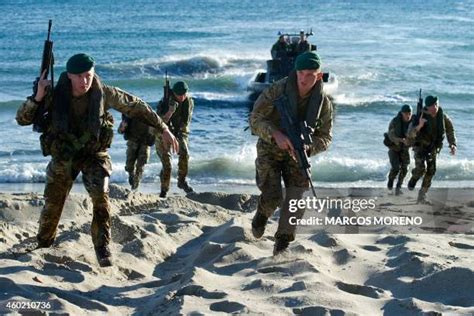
[271,39,292,80]
[407,107,456,198]
[156,94,194,193]
[16,72,167,253]
[121,114,155,189]
[271,40,290,60]
[387,112,411,190]
[295,40,310,56]
[250,71,333,243]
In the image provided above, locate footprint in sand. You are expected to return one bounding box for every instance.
[386,251,429,268]
[293,305,346,316]
[118,267,146,280]
[309,232,338,248]
[362,245,382,252]
[449,241,474,250]
[257,260,318,276]
[210,300,248,313]
[176,284,227,299]
[43,253,93,273]
[280,281,307,293]
[376,235,410,245]
[336,281,387,299]
[292,244,313,254]
[241,278,277,293]
[383,298,440,315]
[334,248,353,265]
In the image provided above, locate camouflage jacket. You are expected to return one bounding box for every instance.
[271,41,290,59]
[387,112,411,151]
[157,95,194,137]
[249,73,333,157]
[121,114,156,145]
[17,85,167,133]
[17,79,167,162]
[407,108,456,150]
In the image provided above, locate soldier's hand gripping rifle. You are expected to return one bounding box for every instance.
[32,20,54,133]
[273,95,318,197]
[412,89,436,160]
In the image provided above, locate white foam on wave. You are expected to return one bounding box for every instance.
[333,93,412,106]
[1,150,473,184]
[192,91,249,102]
[102,52,266,73]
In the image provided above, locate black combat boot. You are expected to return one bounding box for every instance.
[178,179,194,193]
[395,183,403,196]
[407,177,417,191]
[251,212,268,239]
[417,189,431,205]
[387,178,394,190]
[36,238,54,249]
[159,189,168,198]
[131,174,140,190]
[95,245,113,267]
[273,234,291,255]
[128,172,134,188]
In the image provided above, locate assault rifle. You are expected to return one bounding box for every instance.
[413,89,423,127]
[273,95,318,197]
[32,20,54,133]
[163,70,170,107]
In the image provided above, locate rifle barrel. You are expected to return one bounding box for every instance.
[47,20,52,41]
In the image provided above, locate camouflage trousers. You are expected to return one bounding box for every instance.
[388,148,410,187]
[155,135,189,191]
[255,140,309,241]
[411,147,438,190]
[37,153,112,249]
[125,140,151,183]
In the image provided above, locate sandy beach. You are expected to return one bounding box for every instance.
[0,185,473,315]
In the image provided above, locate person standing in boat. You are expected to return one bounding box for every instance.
[295,30,311,56]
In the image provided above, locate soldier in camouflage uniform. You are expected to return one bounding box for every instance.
[16,53,178,267]
[385,104,412,195]
[249,51,333,255]
[407,95,457,204]
[156,81,194,198]
[118,114,155,190]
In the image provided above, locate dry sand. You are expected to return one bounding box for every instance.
[0,185,473,315]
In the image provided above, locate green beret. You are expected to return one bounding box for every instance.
[66,53,95,74]
[172,81,188,96]
[425,95,438,107]
[401,104,412,113]
[295,51,321,71]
